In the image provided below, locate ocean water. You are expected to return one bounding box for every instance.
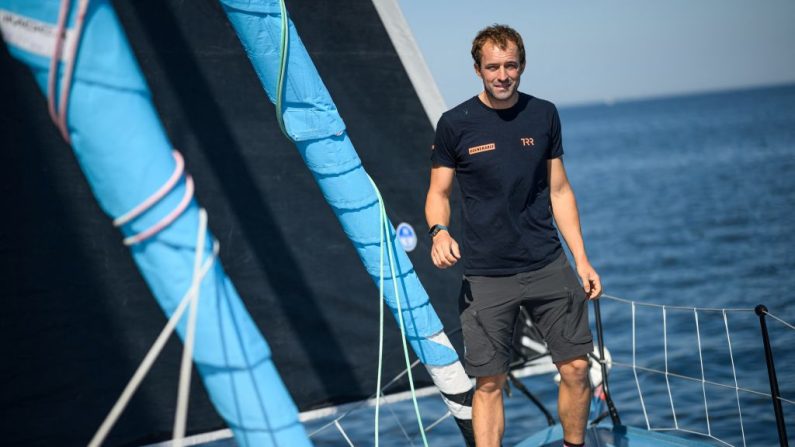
[299,85,795,446]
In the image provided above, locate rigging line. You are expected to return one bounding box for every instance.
[723,310,747,447]
[663,307,679,430]
[694,309,712,436]
[306,358,424,439]
[706,435,735,447]
[761,310,795,331]
[88,224,219,447]
[173,209,209,445]
[631,302,651,430]
[46,0,90,143]
[608,361,795,404]
[778,395,795,405]
[333,420,356,447]
[651,428,735,447]
[123,175,194,246]
[380,190,430,447]
[47,0,70,125]
[423,410,452,433]
[275,0,292,140]
[602,295,754,313]
[381,358,423,390]
[112,149,194,246]
[113,151,186,226]
[384,396,418,447]
[369,175,429,447]
[55,0,89,140]
[375,175,386,446]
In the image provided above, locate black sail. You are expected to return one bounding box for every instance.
[0,0,464,445]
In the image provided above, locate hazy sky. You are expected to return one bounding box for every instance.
[399,0,795,106]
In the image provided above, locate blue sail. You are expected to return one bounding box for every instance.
[221,0,457,367]
[0,1,311,446]
[220,2,475,440]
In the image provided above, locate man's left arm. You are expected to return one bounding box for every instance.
[548,157,602,299]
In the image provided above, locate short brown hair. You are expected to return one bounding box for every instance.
[471,24,525,68]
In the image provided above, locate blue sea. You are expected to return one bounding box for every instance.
[198,85,795,447]
[297,85,795,447]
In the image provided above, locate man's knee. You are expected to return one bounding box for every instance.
[556,356,589,386]
[475,374,507,395]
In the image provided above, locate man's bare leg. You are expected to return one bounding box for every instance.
[473,374,507,447]
[556,356,591,445]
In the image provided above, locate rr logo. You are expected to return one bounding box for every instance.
[521,137,534,146]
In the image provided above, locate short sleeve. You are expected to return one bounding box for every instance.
[548,106,564,159]
[430,115,457,168]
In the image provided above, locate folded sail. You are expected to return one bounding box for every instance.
[1,0,473,444]
[221,0,474,438]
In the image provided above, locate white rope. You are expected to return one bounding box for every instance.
[693,309,711,436]
[88,211,219,447]
[601,296,795,447]
[173,209,210,445]
[384,396,417,447]
[334,420,356,447]
[723,310,747,447]
[663,307,678,429]
[631,302,651,430]
[423,410,452,433]
[610,361,795,405]
[602,294,754,313]
[763,310,795,331]
[652,427,735,447]
[306,358,423,439]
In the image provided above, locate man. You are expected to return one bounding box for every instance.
[425,25,601,447]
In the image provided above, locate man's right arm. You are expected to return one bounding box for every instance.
[425,165,460,269]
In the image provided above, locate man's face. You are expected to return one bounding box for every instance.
[474,40,524,107]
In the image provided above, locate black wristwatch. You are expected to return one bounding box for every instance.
[428,224,448,238]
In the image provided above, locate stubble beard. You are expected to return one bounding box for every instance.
[483,78,520,106]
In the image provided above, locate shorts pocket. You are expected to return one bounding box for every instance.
[562,290,593,344]
[461,309,497,367]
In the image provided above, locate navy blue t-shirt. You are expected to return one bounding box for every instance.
[431,93,563,275]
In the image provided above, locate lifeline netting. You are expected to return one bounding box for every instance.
[600,294,794,447]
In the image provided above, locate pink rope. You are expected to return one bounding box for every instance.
[47,0,71,126]
[47,0,194,245]
[47,0,90,143]
[113,151,185,227]
[56,0,90,142]
[123,175,195,246]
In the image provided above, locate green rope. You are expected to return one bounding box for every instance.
[275,2,426,443]
[374,180,386,447]
[276,0,291,140]
[368,176,429,447]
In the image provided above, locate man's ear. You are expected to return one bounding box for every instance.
[474,63,482,79]
[519,62,526,75]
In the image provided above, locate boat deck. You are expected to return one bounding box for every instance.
[516,424,714,447]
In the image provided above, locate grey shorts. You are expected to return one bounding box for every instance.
[459,253,594,377]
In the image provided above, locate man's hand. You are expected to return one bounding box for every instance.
[576,261,602,300]
[431,231,461,269]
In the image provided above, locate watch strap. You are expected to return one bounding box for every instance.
[428,224,448,238]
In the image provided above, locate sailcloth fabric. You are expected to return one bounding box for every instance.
[220,0,474,416]
[220,0,462,367]
[0,1,311,446]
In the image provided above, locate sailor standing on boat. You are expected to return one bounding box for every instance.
[425,25,602,447]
